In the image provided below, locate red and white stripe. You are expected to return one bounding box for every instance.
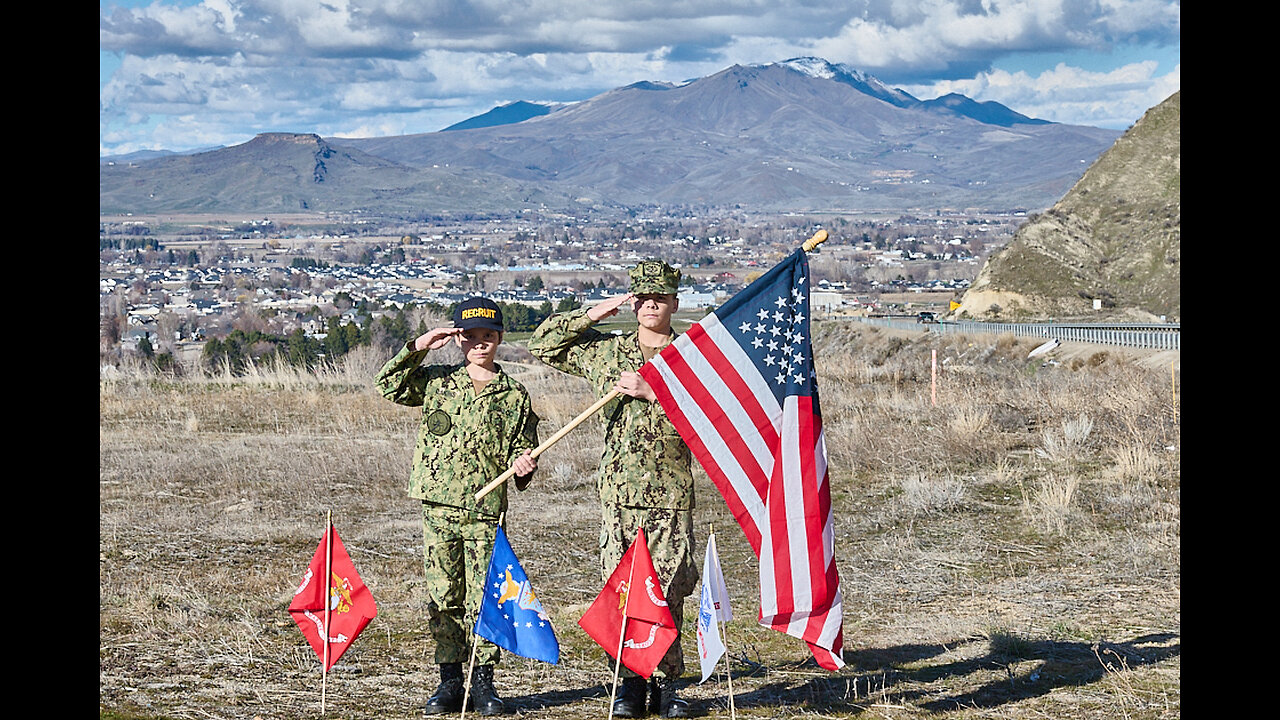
[641,313,844,670]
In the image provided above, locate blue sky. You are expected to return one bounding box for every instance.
[100,0,1180,157]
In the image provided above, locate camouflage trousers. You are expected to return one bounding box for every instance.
[421,502,502,666]
[599,503,697,680]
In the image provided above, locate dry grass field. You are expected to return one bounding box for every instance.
[100,320,1180,720]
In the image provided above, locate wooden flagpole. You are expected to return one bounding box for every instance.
[463,511,504,719]
[475,389,622,501]
[461,633,479,720]
[480,227,826,506]
[709,527,736,720]
[322,508,332,714]
[722,617,736,720]
[607,537,640,720]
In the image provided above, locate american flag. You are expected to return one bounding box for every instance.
[639,248,844,670]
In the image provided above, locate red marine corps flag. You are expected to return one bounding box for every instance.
[289,521,378,671]
[639,240,844,670]
[578,528,678,678]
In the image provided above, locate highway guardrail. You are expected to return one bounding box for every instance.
[850,317,1180,351]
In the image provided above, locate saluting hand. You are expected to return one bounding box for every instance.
[587,293,635,322]
[413,327,462,352]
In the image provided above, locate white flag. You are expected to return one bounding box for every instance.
[695,533,731,683]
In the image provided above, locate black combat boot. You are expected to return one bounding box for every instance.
[424,663,465,715]
[650,676,690,718]
[470,664,507,716]
[612,676,649,718]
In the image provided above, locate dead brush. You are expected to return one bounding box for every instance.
[1036,413,1095,464]
[1021,469,1082,536]
[938,405,1007,466]
[1106,440,1163,483]
[897,471,968,516]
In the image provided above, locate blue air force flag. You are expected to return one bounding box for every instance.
[696,532,732,682]
[474,526,560,664]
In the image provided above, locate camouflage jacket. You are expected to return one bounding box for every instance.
[527,309,694,510]
[375,342,540,516]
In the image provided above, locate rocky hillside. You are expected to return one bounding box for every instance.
[955,92,1180,322]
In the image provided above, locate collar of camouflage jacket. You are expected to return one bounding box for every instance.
[449,362,511,398]
[625,328,678,366]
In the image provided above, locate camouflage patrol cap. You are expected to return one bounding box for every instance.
[453,296,505,331]
[628,260,681,295]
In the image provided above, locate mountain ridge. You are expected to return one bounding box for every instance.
[100,57,1123,216]
[442,100,557,131]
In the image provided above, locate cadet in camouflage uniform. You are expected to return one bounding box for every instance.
[527,261,694,718]
[376,297,540,717]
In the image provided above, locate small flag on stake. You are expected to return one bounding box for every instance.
[696,532,732,683]
[473,526,560,664]
[578,528,677,679]
[288,522,377,671]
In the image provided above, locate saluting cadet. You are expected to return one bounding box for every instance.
[527,260,695,718]
[376,297,540,717]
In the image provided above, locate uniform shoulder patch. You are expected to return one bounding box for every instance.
[426,409,452,436]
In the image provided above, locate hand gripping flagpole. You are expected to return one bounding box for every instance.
[475,388,622,501]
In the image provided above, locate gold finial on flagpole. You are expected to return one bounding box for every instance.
[802,229,829,252]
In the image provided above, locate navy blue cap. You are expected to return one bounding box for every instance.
[453,297,504,331]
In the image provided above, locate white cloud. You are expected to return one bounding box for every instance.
[900,60,1180,128]
[812,0,1179,81]
[99,0,1180,154]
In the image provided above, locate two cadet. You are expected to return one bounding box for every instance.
[379,260,693,718]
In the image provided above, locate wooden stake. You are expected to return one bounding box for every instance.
[931,349,937,408]
[607,541,640,720]
[708,527,736,720]
[322,509,332,715]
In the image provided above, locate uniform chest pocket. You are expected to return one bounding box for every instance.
[429,394,507,451]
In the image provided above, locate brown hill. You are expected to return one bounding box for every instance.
[99,132,579,215]
[955,92,1180,322]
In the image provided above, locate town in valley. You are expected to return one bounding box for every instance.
[100,209,1028,370]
